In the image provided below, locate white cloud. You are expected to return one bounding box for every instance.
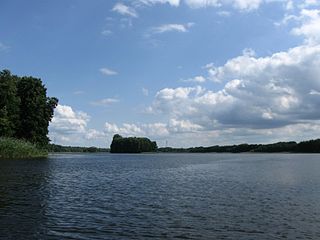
[169,118,203,132]
[310,89,320,95]
[50,105,90,134]
[134,0,313,12]
[49,105,90,143]
[181,0,264,11]
[104,119,202,139]
[151,22,194,34]
[49,105,107,146]
[91,98,119,106]
[217,10,232,17]
[85,129,106,140]
[285,0,294,10]
[148,43,320,138]
[298,0,320,9]
[182,75,206,83]
[105,122,144,136]
[231,0,263,11]
[100,67,118,76]
[101,30,113,36]
[291,9,320,44]
[73,90,85,95]
[135,0,180,7]
[184,0,220,8]
[274,14,300,27]
[112,3,138,18]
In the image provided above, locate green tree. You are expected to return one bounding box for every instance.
[110,134,157,153]
[16,76,58,146]
[0,70,20,137]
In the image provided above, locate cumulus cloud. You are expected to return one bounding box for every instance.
[149,43,320,137]
[85,129,106,140]
[291,9,320,44]
[112,3,138,18]
[51,39,320,146]
[49,105,90,143]
[104,119,202,139]
[100,67,118,76]
[105,122,144,136]
[49,105,106,145]
[50,105,90,135]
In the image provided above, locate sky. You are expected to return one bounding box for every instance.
[1,0,320,148]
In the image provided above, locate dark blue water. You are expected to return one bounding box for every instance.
[1,153,320,239]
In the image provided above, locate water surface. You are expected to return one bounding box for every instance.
[1,153,320,239]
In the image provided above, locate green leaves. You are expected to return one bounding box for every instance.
[0,69,58,147]
[110,134,157,153]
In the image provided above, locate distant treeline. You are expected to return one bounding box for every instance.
[48,144,109,153]
[158,139,320,153]
[110,134,157,153]
[0,70,58,148]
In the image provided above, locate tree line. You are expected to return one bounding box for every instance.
[158,139,320,153]
[0,70,58,147]
[48,144,109,153]
[110,134,157,153]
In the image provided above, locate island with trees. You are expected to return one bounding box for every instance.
[110,134,157,153]
[0,70,58,159]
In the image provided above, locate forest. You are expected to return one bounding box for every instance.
[48,144,109,153]
[158,139,320,153]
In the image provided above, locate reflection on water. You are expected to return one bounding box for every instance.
[1,153,320,239]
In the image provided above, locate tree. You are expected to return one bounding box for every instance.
[0,70,20,137]
[110,134,157,153]
[16,76,58,146]
[0,69,58,147]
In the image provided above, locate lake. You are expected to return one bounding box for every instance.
[0,153,320,239]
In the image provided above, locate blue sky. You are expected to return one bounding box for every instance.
[1,0,320,147]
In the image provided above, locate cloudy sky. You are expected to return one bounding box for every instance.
[1,0,320,147]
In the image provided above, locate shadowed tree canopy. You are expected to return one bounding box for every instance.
[110,134,157,153]
[0,69,58,147]
[0,70,20,137]
[158,139,320,153]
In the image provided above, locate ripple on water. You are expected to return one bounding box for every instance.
[0,153,320,239]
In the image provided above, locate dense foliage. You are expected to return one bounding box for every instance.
[0,70,58,147]
[0,137,47,159]
[48,144,109,153]
[158,139,320,153]
[110,134,157,153]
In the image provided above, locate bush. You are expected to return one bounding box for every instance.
[0,137,47,159]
